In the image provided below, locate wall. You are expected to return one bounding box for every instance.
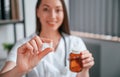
[69,0,120,77]
[69,0,120,36]
[0,0,37,55]
[82,37,120,77]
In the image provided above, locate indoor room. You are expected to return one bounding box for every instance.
[0,0,120,77]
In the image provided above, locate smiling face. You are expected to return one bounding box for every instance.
[37,0,64,32]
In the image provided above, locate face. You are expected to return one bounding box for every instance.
[37,0,64,32]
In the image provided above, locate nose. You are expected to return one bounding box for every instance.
[49,10,56,19]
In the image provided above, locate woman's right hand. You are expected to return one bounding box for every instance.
[16,36,53,74]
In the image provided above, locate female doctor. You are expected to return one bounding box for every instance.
[0,0,94,77]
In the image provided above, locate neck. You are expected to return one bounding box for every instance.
[39,30,61,39]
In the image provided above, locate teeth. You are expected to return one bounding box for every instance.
[48,22,56,24]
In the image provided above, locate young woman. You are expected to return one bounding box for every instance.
[0,0,94,77]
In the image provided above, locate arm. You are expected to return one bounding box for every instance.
[0,61,26,77]
[76,69,89,77]
[76,50,94,77]
[0,63,25,77]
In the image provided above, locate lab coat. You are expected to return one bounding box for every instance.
[7,33,87,77]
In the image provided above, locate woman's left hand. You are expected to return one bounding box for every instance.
[76,51,94,77]
[81,50,95,70]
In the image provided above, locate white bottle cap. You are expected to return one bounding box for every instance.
[71,50,80,54]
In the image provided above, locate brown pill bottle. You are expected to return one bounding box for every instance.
[69,51,83,72]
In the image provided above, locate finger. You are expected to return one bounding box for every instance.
[23,42,34,55]
[81,52,92,59]
[38,48,53,60]
[18,42,32,54]
[41,37,53,43]
[80,50,89,55]
[24,49,31,58]
[18,44,26,54]
[29,39,38,54]
[83,61,95,68]
[40,37,53,50]
[82,57,94,64]
[34,36,43,51]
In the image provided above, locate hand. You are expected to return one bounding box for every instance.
[16,36,53,73]
[81,50,94,71]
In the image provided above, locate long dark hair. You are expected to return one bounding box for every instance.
[35,0,70,35]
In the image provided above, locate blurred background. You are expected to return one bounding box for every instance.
[0,0,120,77]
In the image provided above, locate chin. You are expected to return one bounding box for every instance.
[49,27,59,32]
[47,25,59,29]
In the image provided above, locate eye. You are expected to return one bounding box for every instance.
[43,7,49,11]
[56,9,63,13]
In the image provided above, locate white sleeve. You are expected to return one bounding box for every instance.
[6,40,24,63]
[6,33,36,63]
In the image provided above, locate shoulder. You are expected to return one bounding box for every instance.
[63,32,84,44]
[70,35,83,42]
[15,33,37,46]
[63,33,87,51]
[70,35,86,47]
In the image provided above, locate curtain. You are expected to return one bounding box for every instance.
[69,0,120,37]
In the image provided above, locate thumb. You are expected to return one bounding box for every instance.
[38,48,53,60]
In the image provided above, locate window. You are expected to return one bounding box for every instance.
[69,0,120,42]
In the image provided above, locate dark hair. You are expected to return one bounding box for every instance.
[35,0,70,35]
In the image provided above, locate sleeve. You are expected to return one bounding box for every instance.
[70,35,87,52]
[6,33,36,63]
[6,40,24,63]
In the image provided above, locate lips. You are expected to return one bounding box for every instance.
[47,21,57,25]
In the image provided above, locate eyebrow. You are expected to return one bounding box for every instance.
[56,6,63,9]
[42,4,62,8]
[42,4,50,7]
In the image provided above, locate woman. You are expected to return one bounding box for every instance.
[0,0,94,77]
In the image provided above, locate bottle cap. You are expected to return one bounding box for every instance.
[71,50,80,54]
